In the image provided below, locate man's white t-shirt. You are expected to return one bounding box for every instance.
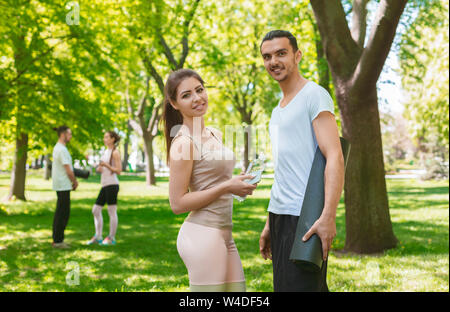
[52,142,73,191]
[268,81,334,216]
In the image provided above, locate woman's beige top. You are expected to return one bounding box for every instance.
[100,148,119,187]
[171,127,236,229]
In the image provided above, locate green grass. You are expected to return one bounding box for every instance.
[0,172,448,291]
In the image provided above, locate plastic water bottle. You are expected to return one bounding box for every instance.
[233,154,266,202]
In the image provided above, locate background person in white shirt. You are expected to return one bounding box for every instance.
[259,30,345,292]
[51,125,78,249]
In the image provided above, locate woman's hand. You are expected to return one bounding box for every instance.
[226,175,257,197]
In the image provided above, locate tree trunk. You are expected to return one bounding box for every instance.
[338,84,398,253]
[243,125,252,171]
[8,131,28,201]
[122,120,132,172]
[44,154,51,180]
[310,0,407,254]
[143,134,156,186]
[123,140,129,172]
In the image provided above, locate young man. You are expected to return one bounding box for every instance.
[51,125,78,249]
[259,30,345,292]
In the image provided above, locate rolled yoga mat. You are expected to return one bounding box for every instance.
[289,137,350,272]
[74,168,90,179]
[48,164,90,179]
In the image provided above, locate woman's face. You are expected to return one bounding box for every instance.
[172,77,208,118]
[103,132,114,146]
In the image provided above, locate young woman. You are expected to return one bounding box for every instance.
[87,131,122,246]
[162,69,257,292]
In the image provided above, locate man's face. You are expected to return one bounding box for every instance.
[261,37,302,82]
[63,129,72,143]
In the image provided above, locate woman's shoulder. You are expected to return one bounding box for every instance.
[170,135,197,162]
[112,148,121,157]
[171,133,194,147]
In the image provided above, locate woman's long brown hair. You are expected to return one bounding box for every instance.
[161,69,205,165]
[106,130,120,166]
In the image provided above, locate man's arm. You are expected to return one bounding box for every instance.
[260,216,272,260]
[64,164,78,190]
[302,111,345,260]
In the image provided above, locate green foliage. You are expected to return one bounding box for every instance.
[399,0,449,150]
[0,0,126,161]
[398,0,449,179]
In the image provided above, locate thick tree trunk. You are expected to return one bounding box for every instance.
[310,0,407,254]
[8,131,28,201]
[338,84,398,253]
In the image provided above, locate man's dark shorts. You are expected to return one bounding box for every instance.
[269,212,329,292]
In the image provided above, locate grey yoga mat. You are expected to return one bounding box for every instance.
[289,137,350,272]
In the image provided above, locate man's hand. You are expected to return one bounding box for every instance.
[259,227,272,260]
[302,216,336,260]
[72,179,78,191]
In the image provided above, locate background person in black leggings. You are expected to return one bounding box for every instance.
[87,131,122,246]
[51,126,78,249]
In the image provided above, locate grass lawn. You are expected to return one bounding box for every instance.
[0,171,448,292]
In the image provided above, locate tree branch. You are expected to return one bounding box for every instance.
[158,33,178,70]
[136,76,150,118]
[352,0,408,91]
[178,37,189,70]
[310,0,361,78]
[147,101,163,136]
[129,119,143,137]
[178,0,200,69]
[125,83,134,116]
[351,0,369,49]
[141,51,165,94]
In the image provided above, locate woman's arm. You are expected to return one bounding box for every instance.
[169,135,255,215]
[100,150,122,175]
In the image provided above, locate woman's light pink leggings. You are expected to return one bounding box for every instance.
[177,221,246,292]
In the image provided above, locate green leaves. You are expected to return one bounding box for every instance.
[399,0,449,150]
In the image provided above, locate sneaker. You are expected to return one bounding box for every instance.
[86,237,103,245]
[101,237,116,246]
[52,242,71,249]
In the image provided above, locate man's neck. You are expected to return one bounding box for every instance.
[58,139,66,146]
[279,71,308,100]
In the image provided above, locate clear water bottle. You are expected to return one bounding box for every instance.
[233,154,266,202]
